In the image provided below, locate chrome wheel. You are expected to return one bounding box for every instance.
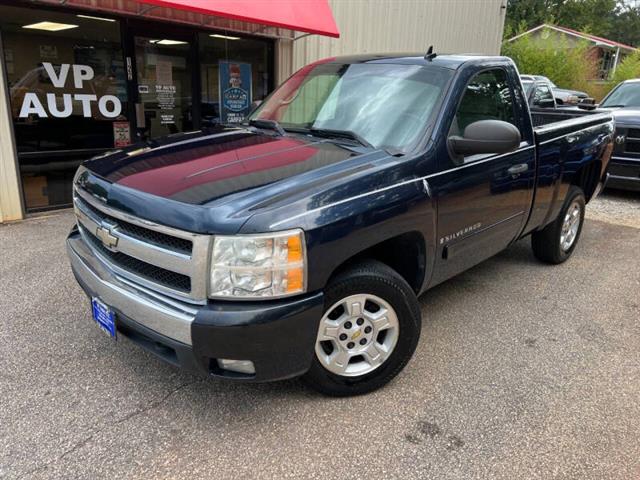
[560,200,582,251]
[315,294,400,377]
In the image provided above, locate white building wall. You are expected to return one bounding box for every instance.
[0,33,23,222]
[277,0,507,80]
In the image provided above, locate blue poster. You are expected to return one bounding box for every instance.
[219,61,252,124]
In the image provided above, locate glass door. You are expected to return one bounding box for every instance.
[132,33,194,140]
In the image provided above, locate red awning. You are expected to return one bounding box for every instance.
[136,0,340,38]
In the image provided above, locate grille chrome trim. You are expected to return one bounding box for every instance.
[73,186,211,304]
[67,235,197,345]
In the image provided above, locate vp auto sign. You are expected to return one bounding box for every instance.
[18,62,122,119]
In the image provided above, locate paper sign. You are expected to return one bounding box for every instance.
[156,60,173,86]
[113,121,131,147]
[39,45,58,60]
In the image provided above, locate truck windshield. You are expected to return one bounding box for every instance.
[249,62,452,152]
[601,83,640,108]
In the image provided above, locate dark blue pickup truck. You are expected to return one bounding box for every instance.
[67,54,613,396]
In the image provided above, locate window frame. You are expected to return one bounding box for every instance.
[447,66,520,165]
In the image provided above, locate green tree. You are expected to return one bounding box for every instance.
[502,34,599,95]
[611,49,640,84]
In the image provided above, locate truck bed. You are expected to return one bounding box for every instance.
[532,109,613,144]
[530,106,606,128]
[523,109,614,236]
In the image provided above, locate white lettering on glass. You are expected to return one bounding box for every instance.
[75,94,97,117]
[98,95,122,118]
[19,93,47,118]
[18,62,122,119]
[47,93,72,118]
[42,62,69,88]
[72,64,94,88]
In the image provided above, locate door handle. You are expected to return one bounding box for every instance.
[508,163,528,176]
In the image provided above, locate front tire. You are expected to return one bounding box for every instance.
[531,186,586,264]
[303,260,421,396]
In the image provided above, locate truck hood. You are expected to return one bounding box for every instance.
[79,126,398,234]
[85,127,359,205]
[609,107,640,126]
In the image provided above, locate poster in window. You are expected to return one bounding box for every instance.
[113,121,131,147]
[156,60,173,86]
[39,45,58,61]
[219,61,252,124]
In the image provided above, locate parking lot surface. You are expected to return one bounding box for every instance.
[1,190,639,480]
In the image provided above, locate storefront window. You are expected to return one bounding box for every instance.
[134,35,192,138]
[0,4,275,213]
[1,5,127,211]
[199,34,272,126]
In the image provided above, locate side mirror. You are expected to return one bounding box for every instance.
[449,120,521,156]
[535,98,555,108]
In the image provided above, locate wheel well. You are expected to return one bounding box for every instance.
[572,160,601,202]
[328,232,426,294]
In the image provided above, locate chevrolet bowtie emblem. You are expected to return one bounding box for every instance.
[351,330,362,341]
[95,223,119,250]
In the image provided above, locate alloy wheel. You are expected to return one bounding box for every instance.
[315,293,400,377]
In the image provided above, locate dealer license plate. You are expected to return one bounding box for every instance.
[91,298,116,339]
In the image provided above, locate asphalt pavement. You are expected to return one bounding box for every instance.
[1,190,639,480]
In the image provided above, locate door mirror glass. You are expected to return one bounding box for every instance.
[533,85,555,108]
[449,119,521,156]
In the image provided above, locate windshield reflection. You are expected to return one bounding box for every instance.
[249,62,452,152]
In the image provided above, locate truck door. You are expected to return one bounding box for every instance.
[429,67,536,285]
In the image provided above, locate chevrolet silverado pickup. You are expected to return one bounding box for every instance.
[67,54,614,396]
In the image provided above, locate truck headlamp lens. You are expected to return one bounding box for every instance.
[209,230,307,299]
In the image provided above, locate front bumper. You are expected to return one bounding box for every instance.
[67,229,324,382]
[606,157,640,191]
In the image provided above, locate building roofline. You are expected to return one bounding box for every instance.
[507,24,637,52]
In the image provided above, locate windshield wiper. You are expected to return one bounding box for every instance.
[307,127,375,149]
[248,118,286,136]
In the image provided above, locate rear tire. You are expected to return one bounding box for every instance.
[531,186,586,264]
[303,260,421,396]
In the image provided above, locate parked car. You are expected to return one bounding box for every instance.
[521,74,589,105]
[599,79,640,191]
[67,54,613,396]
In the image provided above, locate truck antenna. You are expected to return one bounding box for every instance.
[424,45,437,61]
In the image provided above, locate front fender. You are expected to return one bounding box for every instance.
[257,178,436,293]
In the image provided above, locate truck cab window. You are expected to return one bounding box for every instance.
[452,69,515,134]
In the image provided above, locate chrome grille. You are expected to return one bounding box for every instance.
[78,197,193,255]
[627,128,640,139]
[82,227,191,292]
[73,186,211,304]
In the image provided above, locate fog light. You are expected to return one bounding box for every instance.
[217,358,255,375]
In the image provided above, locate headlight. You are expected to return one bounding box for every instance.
[566,95,579,105]
[209,229,306,299]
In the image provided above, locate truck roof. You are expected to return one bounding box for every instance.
[319,53,512,70]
